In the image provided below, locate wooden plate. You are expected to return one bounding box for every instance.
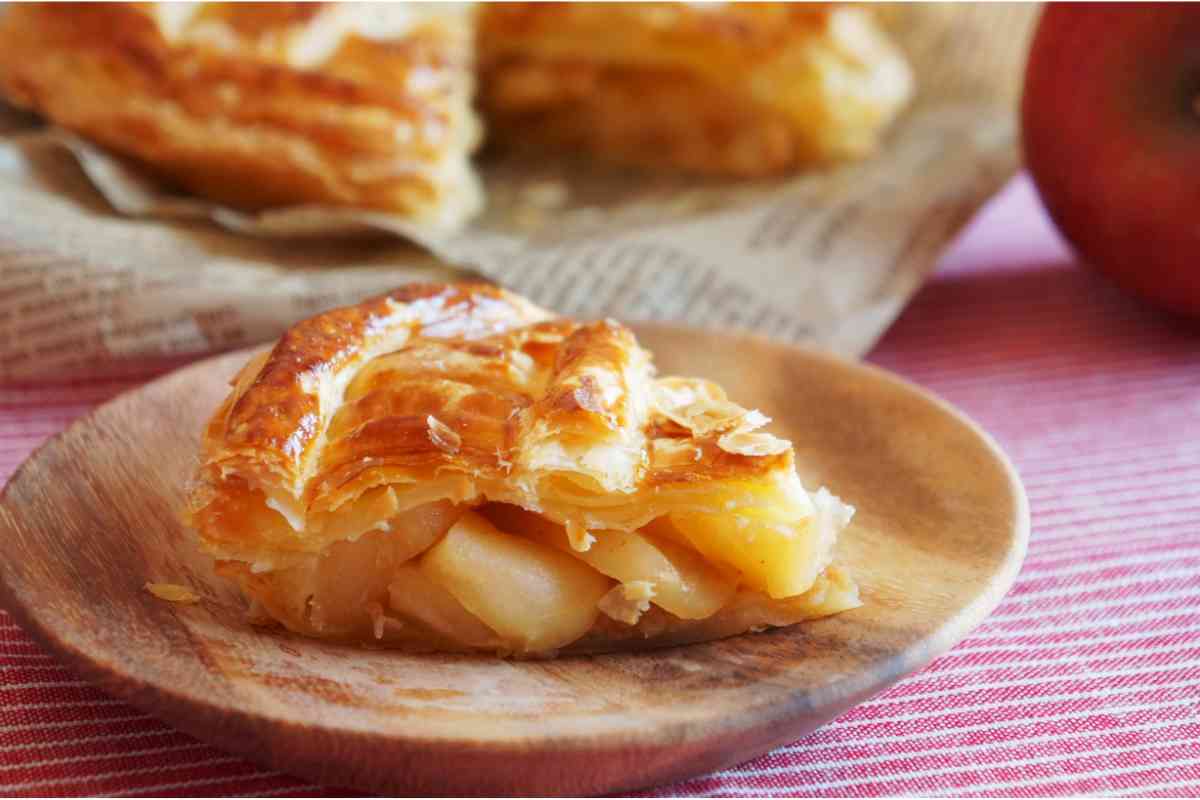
[0,324,1028,796]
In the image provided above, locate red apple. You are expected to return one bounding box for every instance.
[1022,4,1200,316]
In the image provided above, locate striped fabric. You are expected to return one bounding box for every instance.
[2,176,1199,797]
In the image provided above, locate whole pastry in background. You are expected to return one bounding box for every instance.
[477,2,914,177]
[0,3,482,232]
[184,283,860,657]
[0,2,916,231]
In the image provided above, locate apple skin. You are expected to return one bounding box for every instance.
[1022,4,1200,316]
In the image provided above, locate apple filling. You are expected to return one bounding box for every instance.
[218,496,859,656]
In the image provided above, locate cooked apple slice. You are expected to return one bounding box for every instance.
[315,494,461,557]
[388,564,502,650]
[419,511,613,653]
[483,503,738,620]
[229,498,462,637]
[307,498,465,629]
[659,489,848,600]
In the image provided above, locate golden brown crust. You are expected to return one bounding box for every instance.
[478,2,914,175]
[482,3,840,87]
[541,321,637,425]
[187,282,813,563]
[196,283,555,519]
[0,3,481,228]
[219,284,528,472]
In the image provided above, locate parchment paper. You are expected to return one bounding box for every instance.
[0,4,1037,381]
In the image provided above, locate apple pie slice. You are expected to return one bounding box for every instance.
[185,283,859,656]
[477,2,914,176]
[0,2,482,231]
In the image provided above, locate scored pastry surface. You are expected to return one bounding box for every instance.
[186,284,859,656]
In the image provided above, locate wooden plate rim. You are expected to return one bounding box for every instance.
[0,323,1030,793]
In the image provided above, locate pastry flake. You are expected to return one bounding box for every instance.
[478,2,914,176]
[0,2,482,231]
[145,582,201,604]
[184,283,860,656]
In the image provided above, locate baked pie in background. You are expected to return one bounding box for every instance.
[184,283,859,656]
[478,2,914,176]
[0,2,912,227]
[0,2,483,231]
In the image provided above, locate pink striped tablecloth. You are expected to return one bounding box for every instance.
[2,175,1199,797]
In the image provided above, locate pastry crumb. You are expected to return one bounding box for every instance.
[598,581,656,625]
[365,601,404,640]
[426,415,462,454]
[717,430,790,457]
[145,582,201,604]
[566,519,595,552]
[522,179,568,210]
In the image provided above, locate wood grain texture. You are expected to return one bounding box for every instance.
[0,324,1028,796]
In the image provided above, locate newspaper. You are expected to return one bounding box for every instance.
[0,5,1037,381]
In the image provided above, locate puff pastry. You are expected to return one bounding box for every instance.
[0,2,914,223]
[184,283,859,656]
[477,2,914,176]
[0,3,482,231]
